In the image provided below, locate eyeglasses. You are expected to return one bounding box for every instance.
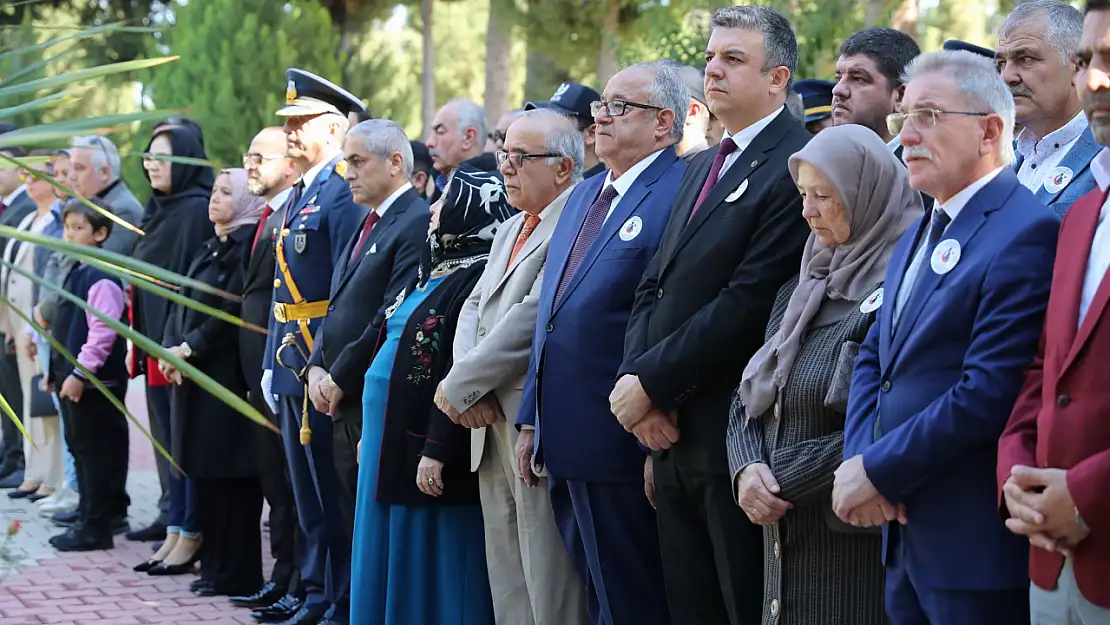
[488,131,507,145]
[20,163,53,183]
[495,150,561,169]
[886,108,992,135]
[242,153,287,166]
[590,99,663,118]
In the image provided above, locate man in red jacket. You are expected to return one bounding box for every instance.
[997,1,1110,621]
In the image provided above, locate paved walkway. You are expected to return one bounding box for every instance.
[0,380,273,624]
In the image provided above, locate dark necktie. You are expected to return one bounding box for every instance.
[689,137,738,220]
[349,211,381,262]
[250,203,275,255]
[895,207,952,324]
[553,184,620,307]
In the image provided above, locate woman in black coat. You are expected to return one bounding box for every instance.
[130,120,215,552]
[157,168,266,596]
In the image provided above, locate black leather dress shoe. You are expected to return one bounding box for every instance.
[192,581,216,597]
[189,578,209,592]
[26,491,52,502]
[251,594,302,623]
[133,558,162,572]
[7,487,35,499]
[231,582,287,608]
[51,509,79,528]
[51,528,113,552]
[147,553,199,576]
[125,522,167,542]
[273,605,326,625]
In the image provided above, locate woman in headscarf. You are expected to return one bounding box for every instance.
[148,168,265,596]
[725,124,923,625]
[350,168,511,625]
[130,120,214,562]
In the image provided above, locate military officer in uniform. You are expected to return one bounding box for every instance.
[259,68,367,625]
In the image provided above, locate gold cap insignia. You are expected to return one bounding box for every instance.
[286,80,297,105]
[335,159,348,177]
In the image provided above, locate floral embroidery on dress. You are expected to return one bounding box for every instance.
[408,310,445,384]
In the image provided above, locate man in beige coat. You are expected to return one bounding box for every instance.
[436,109,589,625]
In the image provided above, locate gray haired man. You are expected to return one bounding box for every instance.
[998,0,1099,214]
[436,108,588,625]
[426,98,498,202]
[67,135,143,254]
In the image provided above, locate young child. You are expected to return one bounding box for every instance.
[48,197,130,551]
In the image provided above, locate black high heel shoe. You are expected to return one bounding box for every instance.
[133,558,162,572]
[146,552,200,576]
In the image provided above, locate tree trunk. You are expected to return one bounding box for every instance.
[596,0,620,88]
[420,0,436,140]
[890,0,919,39]
[864,0,879,27]
[483,0,512,124]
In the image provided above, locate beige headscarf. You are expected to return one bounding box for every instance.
[213,168,266,239]
[738,124,924,419]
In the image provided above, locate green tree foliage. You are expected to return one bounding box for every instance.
[0,7,49,128]
[132,0,343,183]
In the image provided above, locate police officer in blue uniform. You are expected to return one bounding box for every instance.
[259,68,367,625]
[793,78,836,135]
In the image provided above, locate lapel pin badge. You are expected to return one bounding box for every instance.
[931,239,961,275]
[1042,166,1073,195]
[725,179,749,203]
[860,287,884,313]
[619,216,643,241]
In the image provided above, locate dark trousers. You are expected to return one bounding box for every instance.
[549,477,671,625]
[253,395,298,589]
[197,476,264,596]
[59,385,128,533]
[885,527,1030,625]
[0,345,24,470]
[653,453,763,625]
[279,395,350,618]
[332,399,361,544]
[146,381,172,525]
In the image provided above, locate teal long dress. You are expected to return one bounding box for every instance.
[350,274,494,625]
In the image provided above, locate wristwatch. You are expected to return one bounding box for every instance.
[180,342,193,359]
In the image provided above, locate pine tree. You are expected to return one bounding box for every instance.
[137,0,345,171]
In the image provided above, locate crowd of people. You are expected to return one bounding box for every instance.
[0,1,1107,624]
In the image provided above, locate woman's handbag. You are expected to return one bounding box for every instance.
[28,374,57,417]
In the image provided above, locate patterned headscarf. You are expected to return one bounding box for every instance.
[419,166,514,286]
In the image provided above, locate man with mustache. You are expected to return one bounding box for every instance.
[997,0,1110,620]
[835,49,1059,625]
[998,0,1098,216]
[832,27,921,156]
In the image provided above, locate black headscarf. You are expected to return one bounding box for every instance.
[130,123,217,363]
[418,166,514,287]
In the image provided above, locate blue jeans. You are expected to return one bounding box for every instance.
[36,336,77,492]
[146,385,199,539]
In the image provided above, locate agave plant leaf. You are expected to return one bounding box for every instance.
[0,226,241,301]
[0,154,144,236]
[0,22,125,62]
[0,89,84,120]
[1,261,277,433]
[0,294,179,472]
[0,110,183,149]
[0,47,82,89]
[134,153,227,169]
[86,257,267,335]
[0,390,33,449]
[0,57,179,99]
[0,155,51,170]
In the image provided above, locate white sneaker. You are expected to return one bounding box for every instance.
[38,488,78,514]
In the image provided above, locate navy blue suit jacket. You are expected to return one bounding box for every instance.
[844,168,1058,590]
[1015,126,1099,217]
[263,154,368,396]
[517,148,685,482]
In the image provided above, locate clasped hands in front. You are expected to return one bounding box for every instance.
[1002,465,1088,557]
[157,344,188,386]
[609,375,679,450]
[831,455,908,528]
[433,384,505,429]
[307,366,345,415]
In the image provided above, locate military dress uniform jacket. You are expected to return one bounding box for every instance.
[263,154,368,397]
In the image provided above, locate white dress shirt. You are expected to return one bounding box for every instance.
[601,148,665,223]
[1016,111,1088,193]
[268,186,293,212]
[374,182,413,218]
[1080,148,1110,326]
[2,185,26,208]
[717,106,784,179]
[299,149,343,190]
[894,167,1005,324]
